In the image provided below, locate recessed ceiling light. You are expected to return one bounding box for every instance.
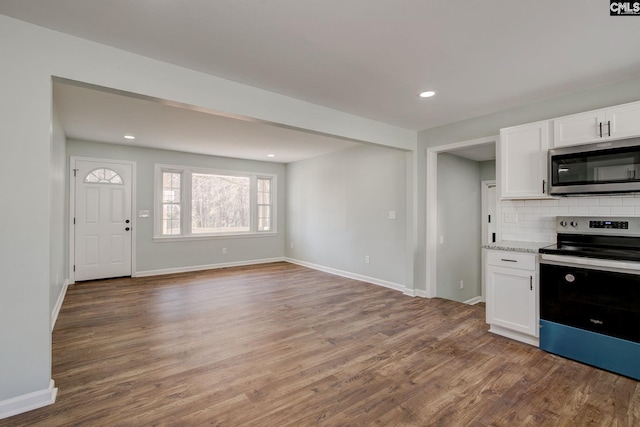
[124,135,136,140]
[267,154,276,158]
[418,91,436,98]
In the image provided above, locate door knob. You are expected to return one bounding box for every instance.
[125,227,130,231]
[126,219,130,224]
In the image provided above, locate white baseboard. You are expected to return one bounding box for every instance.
[464,296,483,305]
[284,258,406,293]
[51,279,69,332]
[403,288,430,298]
[414,289,429,298]
[0,380,57,420]
[136,257,286,277]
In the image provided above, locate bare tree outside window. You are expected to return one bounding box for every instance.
[191,173,250,233]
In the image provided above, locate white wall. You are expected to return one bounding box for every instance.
[479,160,496,181]
[50,106,67,320]
[67,140,286,273]
[286,145,408,288]
[0,32,52,405]
[0,15,416,412]
[436,153,482,302]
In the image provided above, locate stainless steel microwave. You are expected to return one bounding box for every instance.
[548,137,640,195]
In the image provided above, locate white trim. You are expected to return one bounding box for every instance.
[425,136,498,300]
[464,296,483,305]
[426,148,438,298]
[50,279,69,332]
[0,380,57,420]
[414,289,429,298]
[152,231,278,243]
[69,156,137,283]
[136,257,285,277]
[285,258,406,294]
[402,288,429,298]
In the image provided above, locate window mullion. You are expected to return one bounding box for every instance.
[184,170,192,236]
[250,175,257,233]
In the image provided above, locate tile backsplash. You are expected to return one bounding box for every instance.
[500,194,640,243]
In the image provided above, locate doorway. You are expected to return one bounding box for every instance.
[70,157,136,282]
[425,136,497,301]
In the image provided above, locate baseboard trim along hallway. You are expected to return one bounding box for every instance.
[0,380,57,421]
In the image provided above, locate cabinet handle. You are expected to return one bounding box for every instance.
[530,275,533,291]
[542,179,546,194]
[599,122,603,138]
[501,258,518,263]
[607,120,611,137]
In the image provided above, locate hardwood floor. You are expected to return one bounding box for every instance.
[3,262,638,426]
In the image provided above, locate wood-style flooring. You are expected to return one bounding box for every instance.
[2,262,639,426]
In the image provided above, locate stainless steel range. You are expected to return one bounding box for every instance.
[539,216,640,380]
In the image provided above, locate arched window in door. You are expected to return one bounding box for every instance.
[84,168,123,184]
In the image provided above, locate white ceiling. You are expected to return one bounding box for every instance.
[53,81,361,163]
[3,1,640,162]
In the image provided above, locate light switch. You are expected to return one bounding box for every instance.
[388,211,396,220]
[138,210,150,218]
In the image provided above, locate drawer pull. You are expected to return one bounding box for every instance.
[500,258,518,263]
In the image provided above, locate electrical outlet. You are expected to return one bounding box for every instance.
[222,247,227,254]
[365,255,370,264]
[290,242,294,249]
[459,280,464,289]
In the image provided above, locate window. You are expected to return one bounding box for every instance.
[191,173,250,234]
[162,171,182,235]
[155,164,275,239]
[257,178,271,232]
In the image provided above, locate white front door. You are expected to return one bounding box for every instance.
[73,159,133,281]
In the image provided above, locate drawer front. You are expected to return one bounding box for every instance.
[486,250,536,270]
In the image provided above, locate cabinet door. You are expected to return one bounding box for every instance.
[499,120,550,199]
[608,101,640,140]
[486,265,537,337]
[553,109,605,147]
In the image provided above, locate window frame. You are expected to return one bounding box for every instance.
[154,164,277,241]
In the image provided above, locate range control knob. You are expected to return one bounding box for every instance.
[559,220,567,227]
[570,221,579,227]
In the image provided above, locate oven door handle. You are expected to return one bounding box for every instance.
[540,253,640,274]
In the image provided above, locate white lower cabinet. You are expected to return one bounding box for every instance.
[485,249,539,346]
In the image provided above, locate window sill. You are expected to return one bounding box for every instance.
[153,232,278,243]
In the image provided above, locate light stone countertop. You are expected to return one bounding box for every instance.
[482,240,551,253]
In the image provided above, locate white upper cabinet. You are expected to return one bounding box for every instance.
[554,100,640,148]
[608,101,640,140]
[553,109,606,147]
[499,120,551,199]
